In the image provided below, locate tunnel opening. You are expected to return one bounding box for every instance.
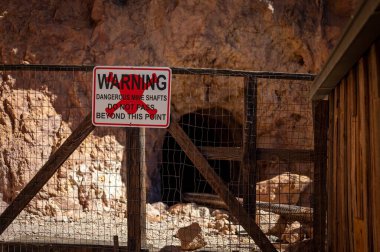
[161,108,242,205]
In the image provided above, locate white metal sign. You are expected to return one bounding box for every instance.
[92,66,171,127]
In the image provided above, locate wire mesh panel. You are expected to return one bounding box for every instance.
[145,73,315,251]
[146,74,249,251]
[0,67,129,249]
[255,77,314,251]
[0,65,316,252]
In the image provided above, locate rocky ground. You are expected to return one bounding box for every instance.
[0,78,312,251]
[1,200,311,251]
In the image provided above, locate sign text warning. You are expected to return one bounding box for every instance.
[92,66,171,127]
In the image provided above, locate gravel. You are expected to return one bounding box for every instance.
[0,209,262,251]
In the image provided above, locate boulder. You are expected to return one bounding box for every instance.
[255,173,312,239]
[256,172,311,205]
[151,201,169,214]
[255,209,282,235]
[146,203,161,222]
[174,222,207,251]
[281,221,305,244]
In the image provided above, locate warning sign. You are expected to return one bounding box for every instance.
[92,66,171,128]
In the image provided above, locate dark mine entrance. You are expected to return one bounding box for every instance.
[161,108,242,205]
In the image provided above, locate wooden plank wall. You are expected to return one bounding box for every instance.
[327,40,380,252]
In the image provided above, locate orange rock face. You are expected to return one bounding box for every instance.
[0,0,358,71]
[0,0,358,206]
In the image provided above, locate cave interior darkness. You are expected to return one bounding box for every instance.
[161,109,242,205]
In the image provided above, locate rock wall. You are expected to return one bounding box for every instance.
[0,78,127,216]
[0,0,361,71]
[0,0,360,211]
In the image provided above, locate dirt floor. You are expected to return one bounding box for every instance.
[0,204,291,251]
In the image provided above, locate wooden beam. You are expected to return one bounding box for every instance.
[198,146,314,162]
[139,128,147,249]
[242,76,257,217]
[167,120,276,252]
[310,0,380,100]
[0,64,315,80]
[257,148,314,162]
[312,100,329,252]
[183,192,243,209]
[171,67,315,79]
[255,201,313,224]
[0,236,129,251]
[199,146,242,160]
[0,113,95,235]
[126,128,144,252]
[113,235,120,252]
[183,192,313,223]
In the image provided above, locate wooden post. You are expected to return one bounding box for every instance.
[312,100,329,252]
[243,76,257,218]
[113,235,120,252]
[140,128,147,249]
[368,41,380,252]
[0,113,95,235]
[168,120,276,252]
[126,128,145,252]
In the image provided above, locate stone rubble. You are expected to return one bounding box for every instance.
[0,200,312,251]
[0,82,311,251]
[174,222,207,251]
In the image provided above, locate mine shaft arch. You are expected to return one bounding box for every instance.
[161,107,242,205]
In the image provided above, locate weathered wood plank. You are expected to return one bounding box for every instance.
[0,113,95,235]
[327,92,335,252]
[126,128,143,252]
[198,146,314,162]
[346,69,355,252]
[168,120,276,252]
[183,192,313,223]
[0,236,129,251]
[351,115,359,252]
[350,64,360,252]
[183,192,243,209]
[334,82,343,251]
[354,57,370,252]
[242,76,257,216]
[368,40,380,252]
[198,147,242,160]
[338,79,347,252]
[331,87,339,252]
[350,62,360,251]
[257,148,314,162]
[312,100,329,252]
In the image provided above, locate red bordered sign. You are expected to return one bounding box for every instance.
[92,66,171,128]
